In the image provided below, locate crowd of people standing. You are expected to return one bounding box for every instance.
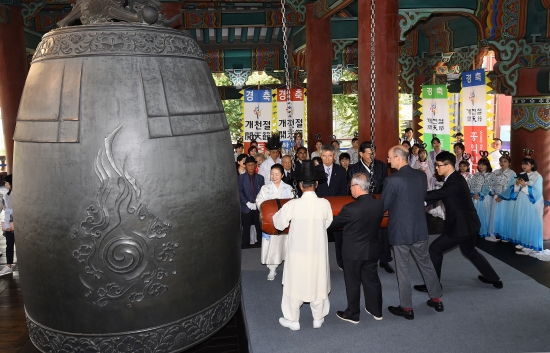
[232,129,542,330]
[400,133,544,257]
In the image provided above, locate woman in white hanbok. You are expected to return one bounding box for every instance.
[470,158,494,238]
[256,163,293,280]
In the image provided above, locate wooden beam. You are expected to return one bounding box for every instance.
[314,0,355,20]
[199,43,282,51]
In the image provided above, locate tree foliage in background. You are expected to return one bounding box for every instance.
[398,94,413,138]
[333,94,358,138]
[246,71,281,85]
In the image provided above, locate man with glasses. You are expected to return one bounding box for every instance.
[329,173,385,324]
[414,151,503,292]
[381,145,444,320]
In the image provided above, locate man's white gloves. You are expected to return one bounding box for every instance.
[246,202,257,210]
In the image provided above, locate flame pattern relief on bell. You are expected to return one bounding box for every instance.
[71,125,178,307]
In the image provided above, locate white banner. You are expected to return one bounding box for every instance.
[243,89,273,142]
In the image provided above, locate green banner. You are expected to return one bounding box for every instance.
[422,85,448,99]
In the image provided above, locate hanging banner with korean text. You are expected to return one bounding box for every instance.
[461,69,492,170]
[242,89,273,144]
[419,84,454,153]
[276,88,306,152]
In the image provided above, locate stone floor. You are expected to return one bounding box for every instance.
[0,208,548,352]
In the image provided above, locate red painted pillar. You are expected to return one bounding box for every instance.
[0,6,28,173]
[510,107,550,240]
[511,69,550,240]
[305,3,333,153]
[358,0,399,157]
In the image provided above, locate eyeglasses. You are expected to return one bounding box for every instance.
[435,163,448,168]
[350,184,359,188]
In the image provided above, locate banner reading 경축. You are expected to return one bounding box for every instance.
[461,69,489,170]
[420,84,453,153]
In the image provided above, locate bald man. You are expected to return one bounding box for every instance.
[380,145,443,320]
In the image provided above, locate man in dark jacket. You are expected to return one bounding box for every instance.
[315,144,348,269]
[347,141,393,274]
[315,144,348,197]
[238,156,265,249]
[329,173,385,324]
[414,151,503,292]
[381,145,443,320]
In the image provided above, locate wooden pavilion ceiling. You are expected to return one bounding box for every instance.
[5,0,483,79]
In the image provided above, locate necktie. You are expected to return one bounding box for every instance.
[326,167,331,185]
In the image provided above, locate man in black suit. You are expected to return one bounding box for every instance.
[293,146,308,174]
[281,155,298,197]
[238,156,265,249]
[414,152,503,292]
[315,144,348,269]
[347,141,394,274]
[315,144,348,197]
[382,145,443,320]
[329,173,385,324]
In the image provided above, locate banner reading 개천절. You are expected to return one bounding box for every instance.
[420,84,453,152]
[243,89,273,142]
[276,88,305,151]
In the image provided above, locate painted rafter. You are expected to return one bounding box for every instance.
[314,0,355,20]
[398,12,431,41]
[182,8,303,28]
[332,39,354,60]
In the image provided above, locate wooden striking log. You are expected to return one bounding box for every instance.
[259,195,388,234]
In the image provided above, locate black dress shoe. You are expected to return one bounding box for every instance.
[336,311,359,324]
[379,262,395,274]
[413,283,442,293]
[413,284,428,292]
[387,306,414,320]
[427,299,444,312]
[478,275,503,289]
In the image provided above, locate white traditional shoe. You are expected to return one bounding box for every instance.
[279,317,300,331]
[516,248,533,255]
[515,244,524,250]
[365,308,383,321]
[501,239,509,242]
[0,266,13,276]
[484,236,500,242]
[267,270,276,281]
[313,318,324,328]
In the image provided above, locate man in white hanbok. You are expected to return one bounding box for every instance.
[273,160,333,331]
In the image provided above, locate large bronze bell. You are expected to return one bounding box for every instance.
[13,6,241,352]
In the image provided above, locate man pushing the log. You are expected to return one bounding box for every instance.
[273,160,333,331]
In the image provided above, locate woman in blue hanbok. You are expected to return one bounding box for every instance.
[511,157,544,255]
[488,154,516,242]
[470,158,493,238]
